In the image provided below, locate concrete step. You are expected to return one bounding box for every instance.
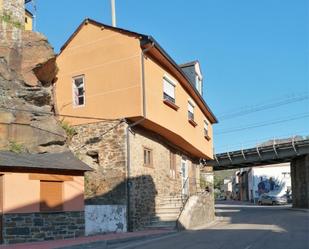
[152,215,179,222]
[157,200,184,205]
[146,220,176,229]
[155,208,181,216]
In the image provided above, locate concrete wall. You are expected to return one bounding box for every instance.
[177,192,215,230]
[85,205,126,235]
[291,155,309,209]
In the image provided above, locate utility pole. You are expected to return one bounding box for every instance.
[111,0,116,27]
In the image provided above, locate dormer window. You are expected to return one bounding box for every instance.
[73,75,85,107]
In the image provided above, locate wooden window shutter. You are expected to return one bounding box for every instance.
[40,181,63,212]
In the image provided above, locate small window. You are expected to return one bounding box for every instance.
[163,77,175,103]
[188,101,194,120]
[204,120,210,139]
[143,148,153,167]
[25,17,28,23]
[40,181,63,212]
[73,76,85,107]
[170,151,176,179]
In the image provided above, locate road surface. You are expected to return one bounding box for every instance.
[111,201,309,249]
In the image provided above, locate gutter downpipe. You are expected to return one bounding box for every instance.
[126,41,154,232]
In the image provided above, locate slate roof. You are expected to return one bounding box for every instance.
[0,151,92,172]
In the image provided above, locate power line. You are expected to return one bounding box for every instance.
[217,93,309,120]
[215,112,309,135]
[0,106,121,121]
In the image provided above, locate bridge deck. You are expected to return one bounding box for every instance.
[207,139,309,171]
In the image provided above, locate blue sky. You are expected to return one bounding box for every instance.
[29,0,309,153]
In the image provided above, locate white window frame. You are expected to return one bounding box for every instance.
[188,101,195,120]
[72,75,85,108]
[163,75,176,103]
[204,119,209,137]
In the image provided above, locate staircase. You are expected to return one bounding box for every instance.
[147,195,185,229]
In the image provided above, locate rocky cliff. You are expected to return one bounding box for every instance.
[0,29,68,153]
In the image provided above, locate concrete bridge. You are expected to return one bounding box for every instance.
[207,137,309,208]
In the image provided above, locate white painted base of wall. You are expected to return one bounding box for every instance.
[85,205,127,235]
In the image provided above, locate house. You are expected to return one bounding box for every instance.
[248,163,291,203]
[232,164,291,203]
[55,19,217,232]
[24,9,33,31]
[0,151,92,244]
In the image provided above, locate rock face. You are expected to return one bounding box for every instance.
[0,29,68,153]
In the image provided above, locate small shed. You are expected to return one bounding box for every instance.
[0,151,92,244]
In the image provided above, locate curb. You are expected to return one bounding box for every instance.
[287,208,309,213]
[57,230,178,249]
[106,230,178,245]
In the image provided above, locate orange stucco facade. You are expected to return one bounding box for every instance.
[55,20,216,159]
[1,172,84,213]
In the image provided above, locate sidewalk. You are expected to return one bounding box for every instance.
[0,229,176,249]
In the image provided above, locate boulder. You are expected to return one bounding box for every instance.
[0,29,68,153]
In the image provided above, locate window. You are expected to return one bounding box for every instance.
[195,75,202,95]
[163,76,176,103]
[188,101,194,120]
[204,120,211,140]
[73,76,85,107]
[170,151,176,179]
[40,181,63,212]
[143,148,153,167]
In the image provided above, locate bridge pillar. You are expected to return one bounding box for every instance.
[291,155,309,209]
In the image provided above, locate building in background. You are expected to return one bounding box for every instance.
[55,19,217,232]
[24,9,33,30]
[248,163,291,203]
[232,163,291,203]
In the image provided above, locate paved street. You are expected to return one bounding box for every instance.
[101,201,309,249]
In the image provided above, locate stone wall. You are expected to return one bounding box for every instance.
[2,211,84,244]
[129,126,201,230]
[291,155,309,209]
[70,120,127,205]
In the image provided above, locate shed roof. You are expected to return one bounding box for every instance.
[0,151,92,172]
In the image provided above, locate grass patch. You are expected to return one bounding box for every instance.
[9,141,25,153]
[60,120,77,139]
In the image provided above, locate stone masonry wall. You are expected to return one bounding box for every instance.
[291,155,309,209]
[70,120,127,205]
[129,126,201,230]
[2,211,84,244]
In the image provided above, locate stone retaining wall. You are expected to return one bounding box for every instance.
[2,211,84,244]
